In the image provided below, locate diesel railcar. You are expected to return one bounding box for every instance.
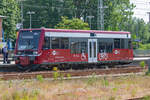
[15,28,133,70]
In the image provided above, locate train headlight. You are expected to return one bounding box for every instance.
[33,51,38,55]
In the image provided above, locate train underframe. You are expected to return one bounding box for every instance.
[15,55,132,71]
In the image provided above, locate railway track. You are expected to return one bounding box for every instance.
[0,65,146,80]
[0,65,148,100]
[127,98,142,100]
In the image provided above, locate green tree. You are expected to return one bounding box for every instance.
[127,18,150,44]
[23,0,64,28]
[55,17,90,30]
[0,0,20,40]
[22,0,134,31]
[104,0,135,31]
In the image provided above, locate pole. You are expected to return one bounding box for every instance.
[27,11,35,29]
[87,16,94,29]
[100,0,104,30]
[97,0,100,30]
[21,1,23,29]
[30,13,31,29]
[90,18,91,29]
[97,0,105,30]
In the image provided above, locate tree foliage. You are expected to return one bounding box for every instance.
[0,0,20,40]
[22,0,134,30]
[128,18,150,44]
[1,0,149,48]
[23,0,65,28]
[55,17,90,30]
[104,0,135,31]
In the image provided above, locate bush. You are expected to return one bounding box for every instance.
[140,61,145,68]
[36,75,44,82]
[53,72,60,80]
[66,73,71,79]
[142,96,150,100]
[138,43,150,50]
[145,71,150,76]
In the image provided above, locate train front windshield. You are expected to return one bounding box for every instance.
[17,30,41,50]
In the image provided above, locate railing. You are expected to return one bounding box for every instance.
[134,50,150,57]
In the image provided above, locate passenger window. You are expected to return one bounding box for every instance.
[114,39,120,49]
[71,41,79,54]
[121,39,125,49]
[51,37,60,49]
[51,37,69,49]
[99,42,112,53]
[61,38,69,49]
[106,43,113,53]
[71,41,87,54]
[80,42,87,53]
[43,37,50,49]
[99,43,105,53]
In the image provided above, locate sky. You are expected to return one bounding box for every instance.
[130,0,150,23]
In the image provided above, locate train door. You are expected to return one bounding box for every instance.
[42,32,51,62]
[88,39,97,63]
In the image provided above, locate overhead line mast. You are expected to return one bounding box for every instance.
[21,1,23,29]
[97,0,104,30]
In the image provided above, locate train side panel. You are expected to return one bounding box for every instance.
[38,49,88,64]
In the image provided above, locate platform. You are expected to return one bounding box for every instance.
[133,57,150,61]
[0,57,15,67]
[0,61,15,64]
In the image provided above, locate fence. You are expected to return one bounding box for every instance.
[134,50,150,57]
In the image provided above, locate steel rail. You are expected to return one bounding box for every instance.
[0,66,146,80]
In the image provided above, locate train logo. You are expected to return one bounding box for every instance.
[114,50,120,55]
[81,52,86,60]
[52,50,57,55]
[99,50,108,60]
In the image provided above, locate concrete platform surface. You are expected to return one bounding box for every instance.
[133,57,150,61]
[0,61,15,65]
[0,57,15,65]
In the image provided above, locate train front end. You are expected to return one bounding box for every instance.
[15,29,42,70]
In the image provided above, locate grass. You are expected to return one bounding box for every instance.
[1,75,150,100]
[142,96,150,100]
[86,73,97,85]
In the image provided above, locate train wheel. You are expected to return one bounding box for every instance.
[57,64,70,70]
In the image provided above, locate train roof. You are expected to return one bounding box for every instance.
[20,28,130,34]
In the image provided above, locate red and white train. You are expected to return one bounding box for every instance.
[15,28,133,70]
